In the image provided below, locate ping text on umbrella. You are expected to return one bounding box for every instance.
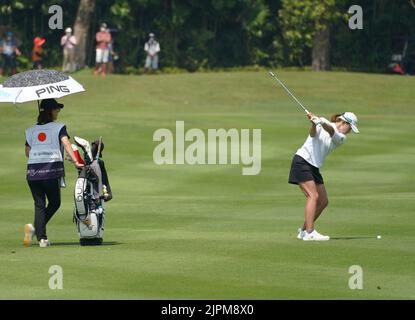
[36,85,70,98]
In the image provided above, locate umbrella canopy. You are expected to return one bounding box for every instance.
[0,69,85,104]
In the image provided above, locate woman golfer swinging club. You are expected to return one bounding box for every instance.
[289,112,359,241]
[23,99,84,248]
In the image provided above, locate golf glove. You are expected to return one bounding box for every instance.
[311,116,322,126]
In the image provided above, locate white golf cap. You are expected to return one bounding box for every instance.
[65,27,72,33]
[340,112,359,133]
[149,33,155,37]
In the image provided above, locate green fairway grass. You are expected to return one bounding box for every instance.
[0,70,414,299]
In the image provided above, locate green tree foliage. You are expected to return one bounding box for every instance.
[105,0,284,70]
[331,0,415,72]
[0,0,414,72]
[279,0,346,67]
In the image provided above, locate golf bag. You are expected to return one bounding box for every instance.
[72,137,105,246]
[387,54,405,75]
[386,40,415,75]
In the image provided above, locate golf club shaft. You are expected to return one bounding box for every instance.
[268,71,310,115]
[96,136,103,160]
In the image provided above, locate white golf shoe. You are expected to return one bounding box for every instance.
[297,228,305,240]
[302,229,330,241]
[39,239,51,248]
[23,224,35,247]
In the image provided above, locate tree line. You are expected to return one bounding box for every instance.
[0,0,414,73]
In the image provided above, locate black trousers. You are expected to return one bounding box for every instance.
[28,178,61,241]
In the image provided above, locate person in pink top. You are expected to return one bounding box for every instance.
[94,23,112,76]
[61,27,77,73]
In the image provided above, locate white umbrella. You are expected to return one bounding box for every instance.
[0,69,85,104]
[0,84,18,103]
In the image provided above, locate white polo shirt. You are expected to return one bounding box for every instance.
[296,121,346,168]
[144,40,160,56]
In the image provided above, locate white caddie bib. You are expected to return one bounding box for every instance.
[25,122,65,181]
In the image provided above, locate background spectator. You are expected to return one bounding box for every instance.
[94,23,112,76]
[144,33,160,72]
[32,36,45,70]
[0,31,21,76]
[61,27,77,73]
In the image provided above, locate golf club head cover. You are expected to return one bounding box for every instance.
[74,136,93,164]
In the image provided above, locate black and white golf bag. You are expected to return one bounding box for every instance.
[73,137,105,246]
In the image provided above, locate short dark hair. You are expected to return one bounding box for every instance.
[330,113,343,123]
[37,99,63,124]
[37,110,54,124]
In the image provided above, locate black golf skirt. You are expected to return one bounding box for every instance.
[288,154,324,185]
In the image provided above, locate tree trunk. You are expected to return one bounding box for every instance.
[73,0,96,70]
[312,25,331,71]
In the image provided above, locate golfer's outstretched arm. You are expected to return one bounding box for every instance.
[307,113,317,137]
[321,122,335,137]
[309,123,317,137]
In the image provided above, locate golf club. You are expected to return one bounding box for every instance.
[96,136,103,161]
[268,71,310,115]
